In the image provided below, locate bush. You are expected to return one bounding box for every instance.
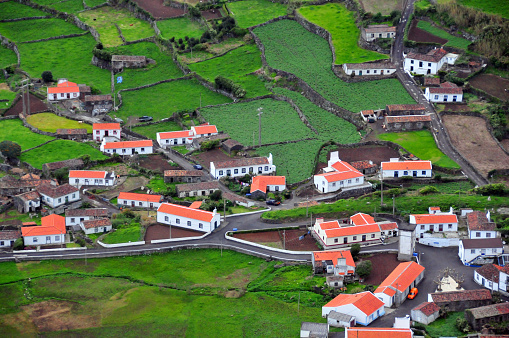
[356,260,372,277]
[210,190,222,201]
[350,243,361,260]
[214,75,246,98]
[41,71,53,83]
[13,238,24,250]
[455,317,471,333]
[0,140,21,159]
[201,139,219,151]
[473,183,508,196]
[419,185,439,195]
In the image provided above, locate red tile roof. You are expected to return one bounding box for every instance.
[385,115,432,123]
[0,230,21,240]
[316,160,363,183]
[48,81,79,94]
[21,173,40,180]
[428,87,463,94]
[93,123,120,130]
[412,302,440,316]
[475,264,501,283]
[118,192,162,203]
[189,201,203,209]
[65,208,108,217]
[193,125,218,135]
[21,214,66,237]
[82,218,111,229]
[318,220,341,230]
[158,130,193,139]
[374,261,425,295]
[350,160,376,170]
[103,140,153,149]
[250,176,286,193]
[361,110,375,116]
[69,170,107,179]
[350,213,375,226]
[379,222,398,231]
[407,48,447,63]
[325,223,381,238]
[469,302,509,319]
[345,327,412,338]
[324,292,384,316]
[381,160,432,171]
[313,250,355,274]
[386,104,426,113]
[37,183,78,198]
[212,156,269,169]
[424,77,440,86]
[158,203,216,222]
[430,289,492,303]
[468,210,496,231]
[440,81,458,88]
[411,213,458,224]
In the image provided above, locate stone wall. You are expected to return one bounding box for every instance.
[0,16,51,22]
[0,33,20,66]
[23,31,90,44]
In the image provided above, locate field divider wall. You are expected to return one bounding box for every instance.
[225,231,313,255]
[22,31,90,44]
[0,33,21,66]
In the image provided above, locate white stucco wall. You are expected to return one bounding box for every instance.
[40,191,80,208]
[157,210,220,233]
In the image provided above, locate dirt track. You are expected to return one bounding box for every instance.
[469,74,509,101]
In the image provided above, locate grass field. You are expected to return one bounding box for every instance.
[157,17,207,40]
[0,119,54,150]
[31,0,84,13]
[0,45,17,69]
[85,0,107,7]
[378,130,460,168]
[253,20,414,113]
[0,1,48,20]
[20,139,108,169]
[79,7,154,47]
[18,35,111,93]
[416,21,471,49]
[459,0,509,19]
[116,78,232,121]
[406,180,474,193]
[132,120,182,139]
[359,0,402,15]
[298,3,388,64]
[0,18,84,42]
[189,44,269,98]
[0,88,16,108]
[425,311,466,337]
[102,225,141,244]
[26,113,93,133]
[199,98,315,145]
[228,0,287,28]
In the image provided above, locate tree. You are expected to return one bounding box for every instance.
[41,71,53,83]
[13,238,24,250]
[0,141,21,160]
[209,190,222,201]
[350,243,361,260]
[356,260,372,278]
[80,154,91,166]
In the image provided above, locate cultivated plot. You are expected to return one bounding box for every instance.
[156,17,207,41]
[0,18,84,42]
[228,0,287,28]
[416,21,471,49]
[31,0,85,13]
[358,0,403,15]
[0,45,17,69]
[459,0,509,19]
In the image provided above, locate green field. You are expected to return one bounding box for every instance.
[416,21,471,49]
[0,1,48,20]
[31,0,85,13]
[378,130,460,168]
[21,139,108,169]
[298,3,388,64]
[228,0,287,28]
[102,225,141,244]
[132,120,182,139]
[0,88,16,108]
[253,20,414,113]
[0,119,54,150]
[425,311,467,337]
[0,44,17,69]
[200,98,315,146]
[26,113,93,133]
[0,18,84,43]
[79,7,154,47]
[189,44,269,98]
[18,35,111,93]
[157,17,207,40]
[116,78,232,121]
[459,0,509,19]
[85,0,107,7]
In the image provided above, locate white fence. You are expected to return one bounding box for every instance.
[419,237,459,247]
[97,240,145,248]
[225,231,313,255]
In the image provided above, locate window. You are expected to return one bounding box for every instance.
[123,200,127,204]
[428,62,431,67]
[340,181,344,185]
[113,130,117,134]
[476,232,481,237]
[0,241,3,246]
[422,171,426,175]
[249,167,253,172]
[374,70,377,73]
[58,198,61,203]
[421,225,425,230]
[187,221,191,226]
[355,178,359,182]
[347,180,351,183]
[452,95,457,102]
[176,219,180,224]
[371,234,375,238]
[332,183,336,187]
[165,216,169,221]
[444,95,448,101]
[234,169,238,174]
[264,166,268,171]
[219,170,223,175]
[122,149,126,153]
[492,248,497,253]
[199,223,203,229]
[55,236,60,241]
[419,61,423,67]
[486,233,491,238]
[33,238,38,243]
[353,236,357,240]
[403,171,408,175]
[410,60,414,64]
[96,131,100,134]
[434,95,439,100]
[139,202,142,206]
[471,249,476,254]
[334,238,338,243]
[242,168,246,173]
[71,218,75,223]
[367,70,370,74]
[166,140,169,143]
[140,148,145,152]
[448,224,452,229]
[75,179,79,183]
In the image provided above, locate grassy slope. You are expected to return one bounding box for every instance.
[18,35,110,93]
[0,89,16,108]
[132,121,182,139]
[378,130,460,168]
[20,140,107,169]
[416,21,471,49]
[102,225,141,244]
[253,20,414,113]
[157,17,207,40]
[298,3,388,64]
[32,0,84,13]
[0,1,47,20]
[228,0,287,28]
[188,44,269,98]
[26,113,93,133]
[0,45,17,69]
[0,19,84,42]
[0,119,54,150]
[459,0,509,19]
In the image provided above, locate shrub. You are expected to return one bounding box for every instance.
[350,243,361,260]
[210,190,222,201]
[473,183,508,196]
[419,185,439,195]
[455,317,471,333]
[41,71,53,83]
[13,238,24,250]
[0,140,21,159]
[214,75,246,98]
[356,260,372,277]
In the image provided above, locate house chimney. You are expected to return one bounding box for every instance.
[486,210,491,222]
[212,208,217,216]
[315,217,324,225]
[389,158,399,162]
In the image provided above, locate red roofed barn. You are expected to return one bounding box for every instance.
[374,261,425,307]
[250,175,286,198]
[47,80,80,101]
[157,202,221,233]
[322,291,385,325]
[117,192,162,209]
[21,214,66,246]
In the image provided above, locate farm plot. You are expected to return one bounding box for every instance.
[131,0,185,19]
[228,0,287,28]
[253,20,414,113]
[358,0,403,15]
[31,0,85,13]
[0,119,54,150]
[298,3,388,64]
[188,44,269,98]
[233,229,318,251]
[378,130,460,168]
[324,144,400,166]
[145,224,203,242]
[442,115,509,176]
[157,17,207,41]
[26,113,93,133]
[469,74,509,101]
[0,18,84,43]
[4,93,49,116]
[408,20,447,44]
[0,45,17,69]
[85,0,107,6]
[199,99,315,145]
[20,140,108,169]
[0,1,48,20]
[116,78,232,121]
[416,21,471,49]
[459,0,509,19]
[18,35,111,93]
[132,120,182,139]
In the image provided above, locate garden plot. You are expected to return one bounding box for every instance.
[358,0,403,15]
[408,20,447,44]
[298,3,388,64]
[131,0,185,19]
[416,21,471,49]
[253,20,414,113]
[0,1,47,20]
[26,113,93,133]
[4,93,49,116]
[0,119,54,150]
[233,229,318,251]
[31,0,85,13]
[156,17,207,41]
[227,0,287,28]
[469,74,509,101]
[0,18,84,43]
[459,0,509,19]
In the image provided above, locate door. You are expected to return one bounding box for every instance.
[381,70,384,75]
[226,170,231,176]
[105,130,109,136]
[150,203,153,208]
[46,236,51,244]
[131,201,135,207]
[439,224,443,231]
[413,171,417,177]
[362,235,366,241]
[359,71,362,75]
[394,171,399,178]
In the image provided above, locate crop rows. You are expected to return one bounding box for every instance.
[0,19,84,43]
[416,21,471,49]
[228,0,287,28]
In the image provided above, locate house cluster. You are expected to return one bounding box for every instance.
[313,152,368,194]
[47,79,112,114]
[210,154,276,179]
[312,249,356,288]
[403,47,458,75]
[424,81,463,103]
[156,123,218,148]
[361,102,433,133]
[410,206,458,239]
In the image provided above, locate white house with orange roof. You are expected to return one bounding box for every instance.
[374,261,425,307]
[69,170,116,187]
[314,152,366,193]
[191,123,218,138]
[117,192,162,209]
[47,80,80,101]
[157,202,220,233]
[93,123,121,142]
[409,212,458,238]
[210,154,276,179]
[403,48,448,75]
[100,139,153,156]
[345,327,413,338]
[21,214,66,246]
[312,250,356,277]
[381,158,432,178]
[322,291,385,325]
[250,175,286,199]
[156,130,194,148]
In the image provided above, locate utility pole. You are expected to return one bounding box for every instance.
[223,199,226,224]
[85,246,87,265]
[169,220,172,239]
[257,107,263,147]
[392,196,395,216]
[200,93,202,108]
[283,230,286,250]
[380,175,384,207]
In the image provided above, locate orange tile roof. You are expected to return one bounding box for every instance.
[158,203,216,222]
[375,261,425,295]
[325,223,381,238]
[250,175,286,193]
[381,160,432,171]
[193,125,218,135]
[69,170,107,179]
[350,213,375,226]
[319,220,341,230]
[118,192,162,203]
[316,160,363,183]
[313,250,355,273]
[345,327,412,338]
[48,81,79,94]
[21,214,66,237]
[379,222,398,231]
[158,130,193,139]
[376,286,397,297]
[93,123,121,130]
[103,140,153,149]
[430,206,440,210]
[324,292,384,315]
[57,81,77,87]
[411,213,458,224]
[189,201,203,209]
[413,301,440,316]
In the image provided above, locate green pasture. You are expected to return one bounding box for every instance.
[188,44,269,98]
[228,0,287,28]
[0,44,17,69]
[18,35,110,93]
[253,20,414,113]
[425,311,467,337]
[157,17,207,40]
[406,181,474,193]
[26,113,93,133]
[0,1,48,20]
[0,119,54,150]
[20,139,107,169]
[116,78,231,121]
[132,120,182,139]
[378,130,460,168]
[31,0,84,13]
[85,0,107,7]
[0,88,16,109]
[0,18,84,42]
[416,21,471,49]
[358,0,402,15]
[298,3,388,64]
[200,98,315,145]
[459,0,509,19]
[102,225,142,244]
